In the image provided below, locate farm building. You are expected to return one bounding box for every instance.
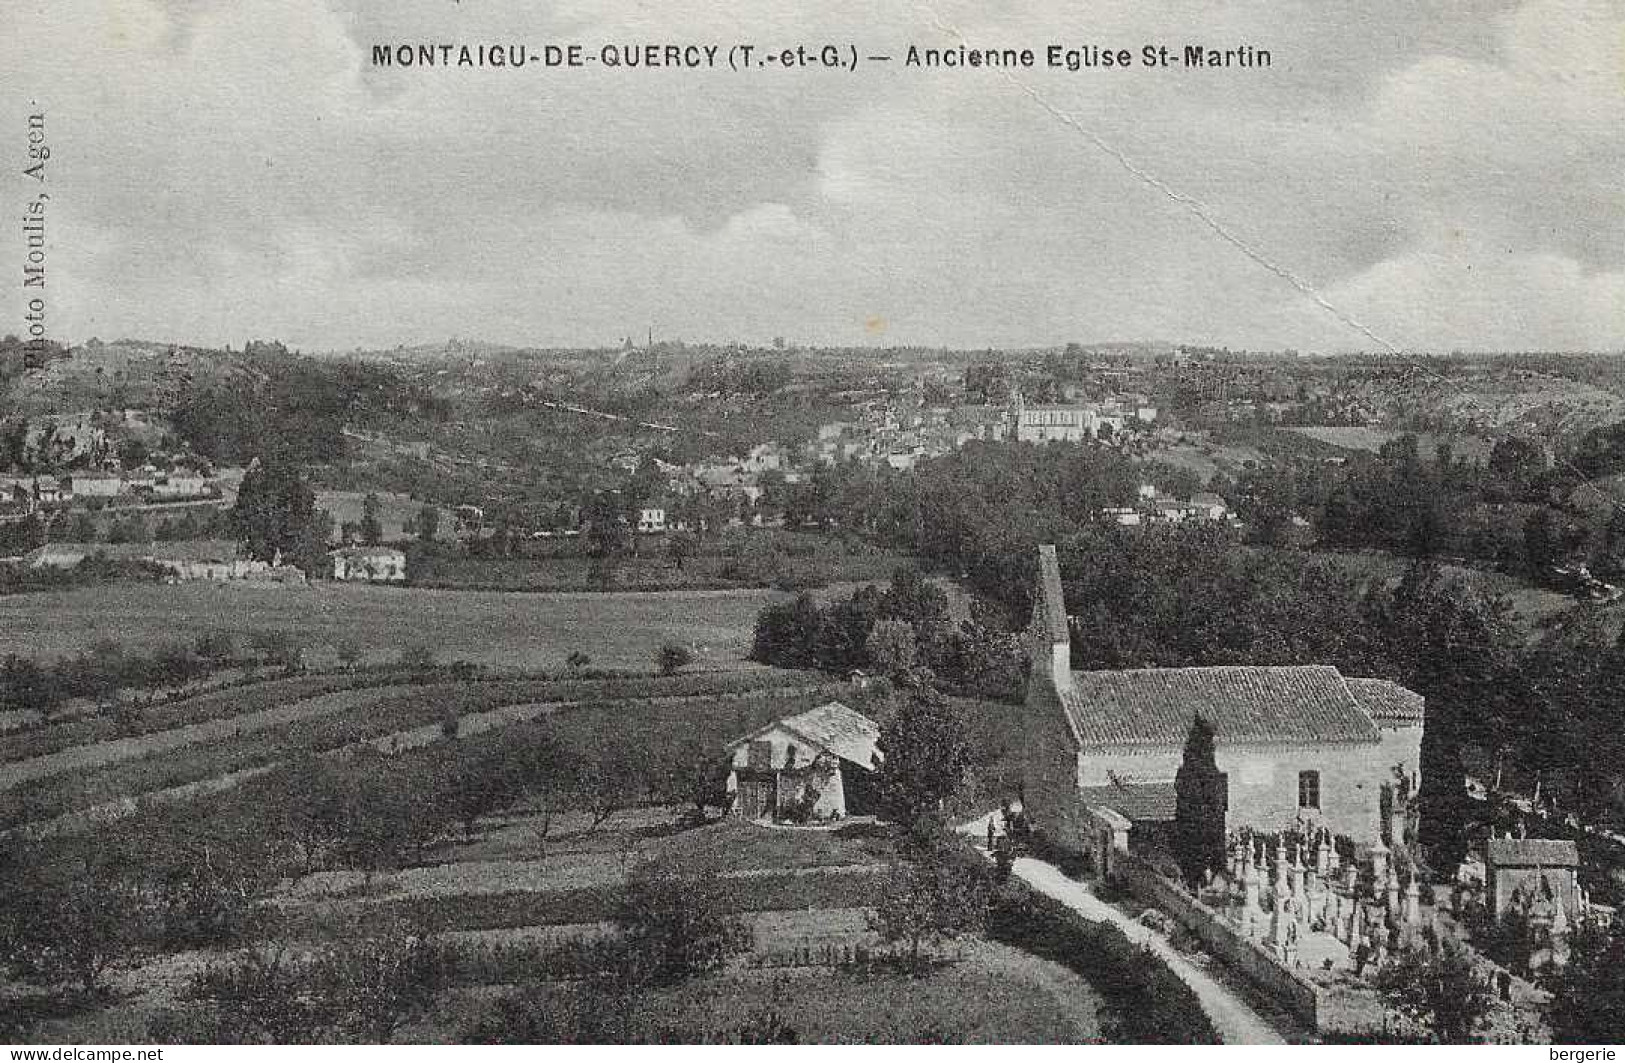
[1022,544,1425,852]
[21,540,274,581]
[724,701,881,822]
[330,545,407,582]
[68,470,124,498]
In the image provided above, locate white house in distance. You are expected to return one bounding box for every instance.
[637,505,666,533]
[724,701,881,822]
[330,545,407,582]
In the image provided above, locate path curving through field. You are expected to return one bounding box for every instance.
[958,813,1290,1045]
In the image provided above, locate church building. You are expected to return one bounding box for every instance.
[1022,544,1424,852]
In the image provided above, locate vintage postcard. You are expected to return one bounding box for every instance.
[2,0,1623,1050]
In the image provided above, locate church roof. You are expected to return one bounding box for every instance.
[1346,678,1426,723]
[1034,544,1069,645]
[1060,665,1383,749]
[1485,838,1579,867]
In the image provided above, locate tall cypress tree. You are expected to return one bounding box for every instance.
[1173,716,1227,890]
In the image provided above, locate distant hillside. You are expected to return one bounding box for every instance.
[2,340,267,416]
[1356,367,1625,441]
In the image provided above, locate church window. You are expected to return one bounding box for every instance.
[1298,770,1321,810]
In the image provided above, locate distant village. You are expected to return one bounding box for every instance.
[0,386,1231,582]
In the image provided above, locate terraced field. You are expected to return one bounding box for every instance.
[0,671,429,764]
[1,671,836,831]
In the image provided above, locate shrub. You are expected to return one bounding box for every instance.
[656,641,694,676]
[615,858,752,986]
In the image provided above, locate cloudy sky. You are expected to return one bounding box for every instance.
[3,0,1622,352]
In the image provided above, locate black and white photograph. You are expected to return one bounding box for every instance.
[2,0,1623,1049]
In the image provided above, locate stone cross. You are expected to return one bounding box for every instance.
[1304,870,1324,927]
[1243,851,1261,923]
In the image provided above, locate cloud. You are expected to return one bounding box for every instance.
[1,0,1620,351]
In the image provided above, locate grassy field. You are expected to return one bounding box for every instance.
[0,581,783,670]
[437,947,1100,1043]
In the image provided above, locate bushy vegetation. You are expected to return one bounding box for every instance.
[170,354,449,466]
[751,566,1023,700]
[984,879,1219,1044]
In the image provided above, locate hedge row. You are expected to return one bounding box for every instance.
[985,882,1220,1045]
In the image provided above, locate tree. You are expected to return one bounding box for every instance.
[879,566,951,632]
[573,737,649,831]
[1544,918,1625,1044]
[433,747,517,839]
[750,593,822,668]
[229,461,316,563]
[667,529,696,571]
[460,978,636,1044]
[3,851,148,995]
[1374,934,1493,1044]
[656,641,694,676]
[359,493,384,546]
[293,508,334,577]
[868,844,987,970]
[1374,563,1521,870]
[874,687,974,827]
[654,741,731,821]
[414,504,439,543]
[275,758,354,875]
[178,929,451,1044]
[584,491,630,560]
[865,619,918,679]
[1488,436,1546,494]
[1172,716,1227,890]
[615,857,749,987]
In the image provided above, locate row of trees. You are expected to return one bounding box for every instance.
[0,709,737,1004]
[0,630,302,720]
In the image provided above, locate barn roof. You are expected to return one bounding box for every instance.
[1485,838,1579,867]
[726,701,880,772]
[1061,665,1383,749]
[1346,678,1426,723]
[1079,781,1177,822]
